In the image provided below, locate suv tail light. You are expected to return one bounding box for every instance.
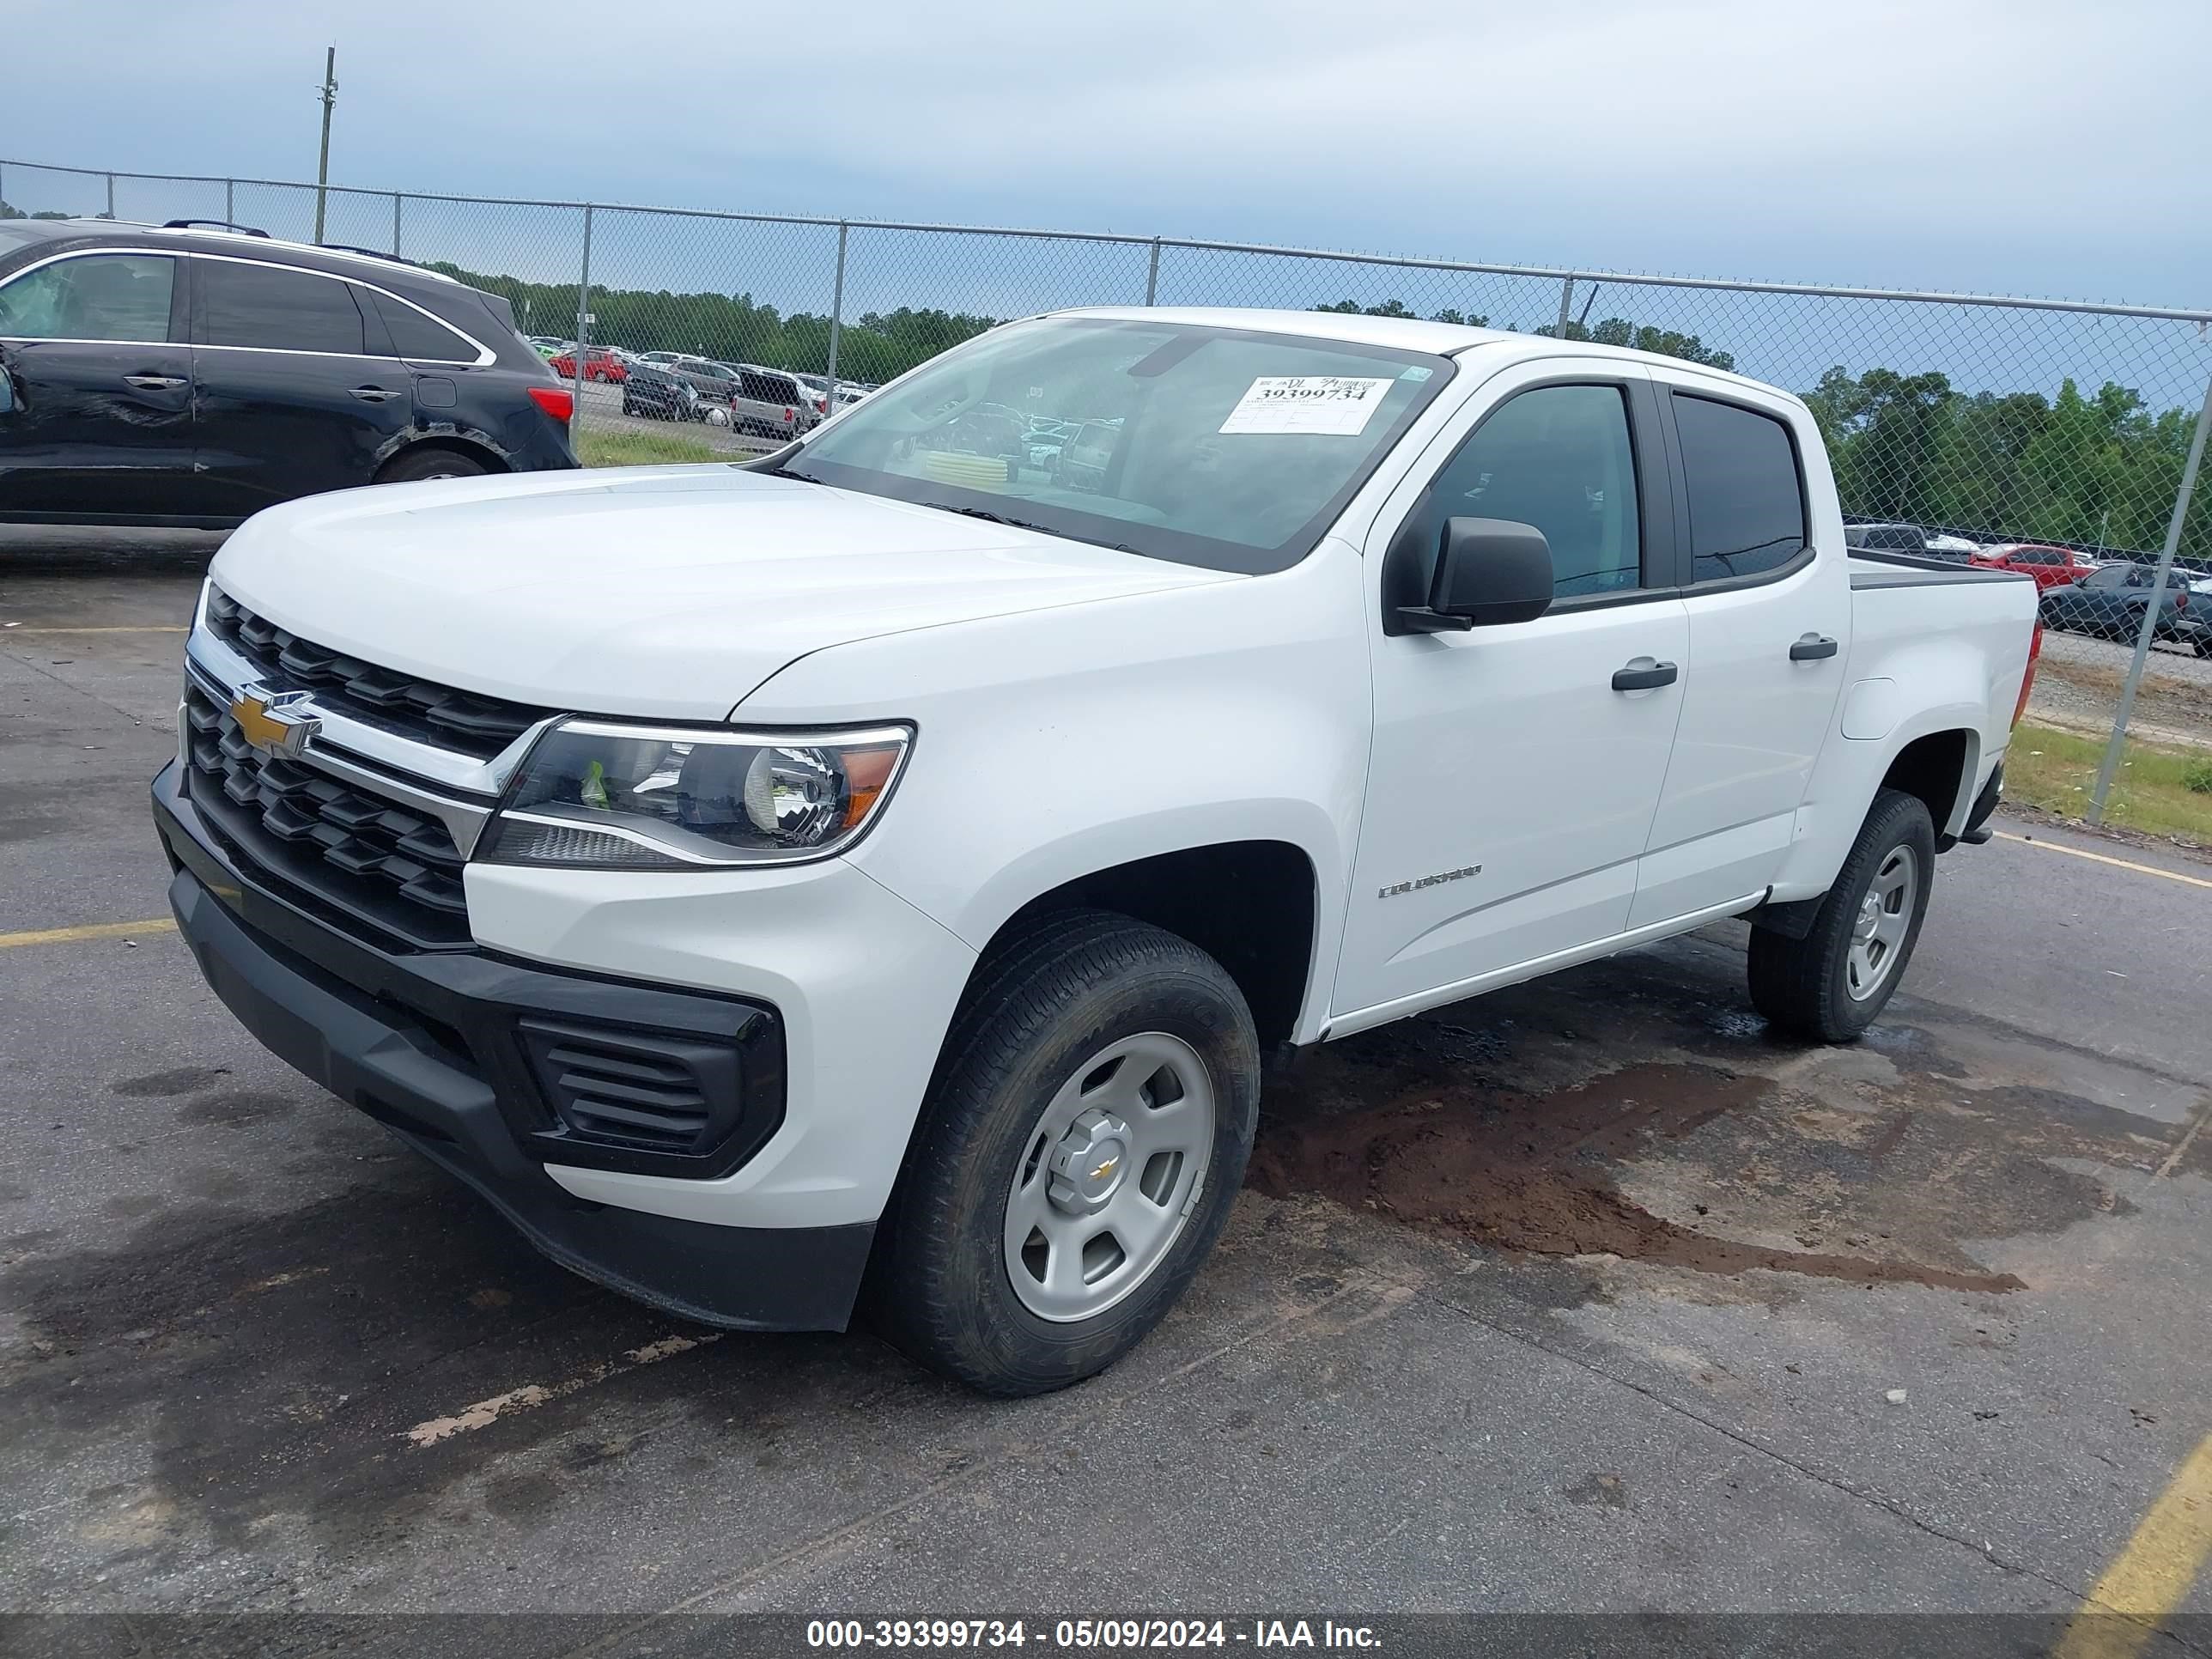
[528,386,574,423]
[783,406,795,423]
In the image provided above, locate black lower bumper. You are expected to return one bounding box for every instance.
[153,761,872,1332]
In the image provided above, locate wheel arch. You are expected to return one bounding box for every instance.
[373,428,514,479]
[961,838,1322,1053]
[1881,726,1980,845]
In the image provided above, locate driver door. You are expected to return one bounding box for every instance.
[1331,362,1690,1028]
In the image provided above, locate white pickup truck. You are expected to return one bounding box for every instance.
[154,307,2039,1395]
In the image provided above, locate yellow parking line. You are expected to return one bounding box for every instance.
[0,625,189,634]
[0,918,177,950]
[2054,1433,2212,1659]
[1995,831,2212,891]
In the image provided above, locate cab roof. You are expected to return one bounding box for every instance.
[1047,305,1783,397]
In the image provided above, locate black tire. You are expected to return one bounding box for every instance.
[2195,636,2212,660]
[1747,787,1936,1042]
[377,447,490,485]
[870,909,1261,1396]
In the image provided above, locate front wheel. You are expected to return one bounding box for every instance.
[871,911,1261,1395]
[1747,788,1936,1042]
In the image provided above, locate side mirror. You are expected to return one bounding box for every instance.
[1396,518,1553,633]
[0,360,15,416]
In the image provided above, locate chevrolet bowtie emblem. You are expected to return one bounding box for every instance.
[1090,1158,1119,1182]
[229,685,319,758]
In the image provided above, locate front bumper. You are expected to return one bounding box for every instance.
[153,762,873,1330]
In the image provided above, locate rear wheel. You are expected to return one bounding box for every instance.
[376,447,490,484]
[1747,788,1935,1042]
[872,911,1260,1396]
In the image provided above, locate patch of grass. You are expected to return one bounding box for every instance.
[574,428,726,468]
[2006,720,2212,845]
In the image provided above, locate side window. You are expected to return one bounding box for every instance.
[1412,384,1642,599]
[2084,567,2124,589]
[1673,393,1808,583]
[200,261,367,354]
[0,254,175,343]
[371,292,474,362]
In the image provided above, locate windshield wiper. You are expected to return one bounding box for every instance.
[919,501,1059,537]
[758,463,823,483]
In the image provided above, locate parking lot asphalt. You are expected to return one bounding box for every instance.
[4,532,2210,1634]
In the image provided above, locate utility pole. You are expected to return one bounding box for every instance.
[313,46,337,245]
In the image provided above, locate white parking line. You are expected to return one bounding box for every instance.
[1995,832,2212,890]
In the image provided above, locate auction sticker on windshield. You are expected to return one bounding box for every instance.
[1218,376,1393,435]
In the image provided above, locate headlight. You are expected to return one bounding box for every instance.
[478,720,910,869]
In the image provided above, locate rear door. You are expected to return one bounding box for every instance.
[0,248,203,518]
[189,255,415,516]
[1628,382,1850,927]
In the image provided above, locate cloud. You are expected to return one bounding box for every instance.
[8,0,2208,301]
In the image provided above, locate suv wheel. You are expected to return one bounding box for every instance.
[1747,788,1936,1042]
[378,447,490,484]
[872,910,1260,1396]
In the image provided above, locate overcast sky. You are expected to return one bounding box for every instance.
[10,0,2209,307]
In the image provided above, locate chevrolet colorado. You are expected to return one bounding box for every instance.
[153,307,2039,1395]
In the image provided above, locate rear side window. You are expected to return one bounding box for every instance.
[0,253,175,343]
[371,292,475,362]
[1674,394,1808,583]
[200,261,367,354]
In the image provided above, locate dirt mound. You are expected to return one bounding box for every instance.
[1249,1061,2024,1294]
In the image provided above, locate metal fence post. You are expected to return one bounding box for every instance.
[1146,238,1162,306]
[105,172,114,219]
[392,192,403,256]
[824,222,848,397]
[1555,276,1574,337]
[2088,370,2212,821]
[570,204,594,422]
[225,179,234,224]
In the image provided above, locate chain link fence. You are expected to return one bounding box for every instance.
[7,157,2211,842]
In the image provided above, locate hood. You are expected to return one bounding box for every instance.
[210,465,1235,720]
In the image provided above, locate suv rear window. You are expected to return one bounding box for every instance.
[370,291,475,362]
[201,260,367,355]
[1674,393,1808,583]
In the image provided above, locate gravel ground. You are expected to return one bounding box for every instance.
[2027,627,2212,748]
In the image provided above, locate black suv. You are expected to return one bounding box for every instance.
[0,217,577,527]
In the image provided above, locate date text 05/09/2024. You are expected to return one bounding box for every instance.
[805,1620,1383,1650]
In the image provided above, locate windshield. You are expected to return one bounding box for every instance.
[781,317,1454,573]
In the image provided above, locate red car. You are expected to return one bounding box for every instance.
[1969,543,2094,592]
[547,346,628,383]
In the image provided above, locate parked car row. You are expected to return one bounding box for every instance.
[2038,560,2209,654]
[1841,522,2208,654]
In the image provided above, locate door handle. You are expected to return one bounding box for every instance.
[123,374,187,390]
[349,386,399,403]
[1790,634,1840,661]
[1611,659,1679,691]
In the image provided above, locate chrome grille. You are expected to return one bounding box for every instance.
[184,683,471,945]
